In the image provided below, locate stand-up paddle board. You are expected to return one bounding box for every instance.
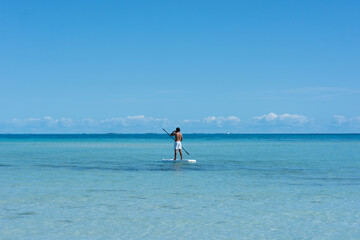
[162,159,196,163]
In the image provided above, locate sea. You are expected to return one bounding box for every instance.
[1,134,359,240]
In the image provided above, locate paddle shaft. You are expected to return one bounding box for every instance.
[162,128,190,155]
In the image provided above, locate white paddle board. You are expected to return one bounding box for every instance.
[162,159,196,163]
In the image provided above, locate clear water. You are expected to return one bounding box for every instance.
[1,134,360,239]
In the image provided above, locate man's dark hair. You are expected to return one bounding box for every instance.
[176,127,180,132]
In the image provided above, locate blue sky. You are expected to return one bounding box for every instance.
[1,0,359,133]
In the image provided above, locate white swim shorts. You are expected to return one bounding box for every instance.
[174,141,182,150]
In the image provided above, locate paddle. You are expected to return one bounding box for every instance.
[162,128,190,155]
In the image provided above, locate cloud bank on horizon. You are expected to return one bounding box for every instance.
[254,113,309,126]
[1,113,359,133]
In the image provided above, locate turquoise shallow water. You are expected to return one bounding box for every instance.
[1,134,360,239]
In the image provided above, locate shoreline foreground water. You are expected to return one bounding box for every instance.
[1,134,359,239]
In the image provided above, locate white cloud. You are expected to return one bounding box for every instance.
[43,116,59,128]
[254,112,278,121]
[333,115,360,126]
[126,115,145,120]
[333,115,348,125]
[101,115,167,127]
[278,114,308,124]
[203,116,216,123]
[81,118,99,127]
[254,113,308,126]
[59,118,74,127]
[203,116,240,126]
[181,116,240,130]
[1,115,168,133]
[9,116,63,128]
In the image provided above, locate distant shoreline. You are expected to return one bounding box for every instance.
[0,133,359,135]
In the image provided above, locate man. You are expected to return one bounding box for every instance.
[171,127,183,160]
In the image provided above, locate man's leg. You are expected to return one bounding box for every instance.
[179,149,183,160]
[174,149,177,160]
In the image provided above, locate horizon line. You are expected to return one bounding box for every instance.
[1,132,359,135]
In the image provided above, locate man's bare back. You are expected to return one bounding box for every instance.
[174,132,183,142]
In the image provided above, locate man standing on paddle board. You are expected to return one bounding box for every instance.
[171,127,183,160]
